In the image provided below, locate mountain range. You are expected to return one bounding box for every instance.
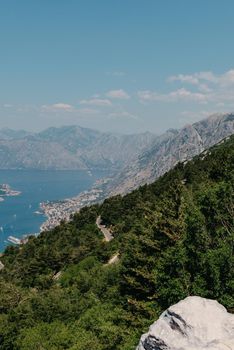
[107,113,234,195]
[0,131,233,349]
[1,113,234,199]
[0,126,156,171]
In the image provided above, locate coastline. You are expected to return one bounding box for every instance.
[0,169,110,252]
[0,184,21,202]
[39,177,111,232]
[2,184,106,250]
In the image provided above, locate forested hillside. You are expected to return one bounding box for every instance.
[0,135,234,350]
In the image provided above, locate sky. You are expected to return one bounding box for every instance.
[1,0,234,134]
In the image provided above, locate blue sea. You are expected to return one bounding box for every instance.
[0,169,106,252]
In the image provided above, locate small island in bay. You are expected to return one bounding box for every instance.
[0,184,21,201]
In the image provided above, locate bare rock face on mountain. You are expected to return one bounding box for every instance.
[136,296,234,350]
[109,113,234,195]
[0,126,156,171]
[1,113,234,182]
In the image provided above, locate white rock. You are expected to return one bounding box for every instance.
[136,296,234,350]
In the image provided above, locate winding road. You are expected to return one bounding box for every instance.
[96,215,114,242]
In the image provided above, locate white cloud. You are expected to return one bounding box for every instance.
[168,74,199,85]
[106,89,130,99]
[170,88,207,102]
[219,69,234,86]
[168,69,234,87]
[197,84,212,93]
[168,72,215,85]
[42,103,74,112]
[108,111,139,120]
[139,69,234,106]
[80,98,112,107]
[138,88,207,103]
[196,71,217,83]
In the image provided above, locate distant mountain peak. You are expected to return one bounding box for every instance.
[108,112,234,196]
[0,125,156,171]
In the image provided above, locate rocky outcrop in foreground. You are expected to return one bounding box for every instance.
[136,296,234,350]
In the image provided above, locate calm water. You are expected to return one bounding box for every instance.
[0,169,105,252]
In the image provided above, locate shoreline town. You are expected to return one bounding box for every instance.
[4,177,110,247]
[39,177,110,232]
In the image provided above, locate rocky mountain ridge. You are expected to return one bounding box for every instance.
[0,125,156,171]
[0,133,234,349]
[108,113,234,195]
[1,113,234,193]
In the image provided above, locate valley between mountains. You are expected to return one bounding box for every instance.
[0,125,233,349]
[36,113,234,233]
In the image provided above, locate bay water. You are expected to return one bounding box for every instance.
[0,169,105,252]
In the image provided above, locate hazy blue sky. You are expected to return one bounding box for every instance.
[1,0,234,134]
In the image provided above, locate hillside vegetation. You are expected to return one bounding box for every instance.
[0,136,234,349]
